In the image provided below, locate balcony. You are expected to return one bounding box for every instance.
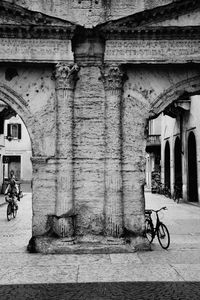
[146,135,161,153]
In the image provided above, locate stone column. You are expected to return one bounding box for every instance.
[31,156,56,236]
[54,63,79,237]
[101,66,126,237]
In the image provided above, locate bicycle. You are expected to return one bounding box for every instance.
[157,183,171,198]
[145,206,170,249]
[5,195,18,221]
[173,185,182,203]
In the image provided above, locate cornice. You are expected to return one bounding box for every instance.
[96,0,200,36]
[0,0,82,39]
[100,26,200,40]
[0,0,199,41]
[0,24,79,39]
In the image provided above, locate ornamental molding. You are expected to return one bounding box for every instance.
[54,63,80,90]
[101,66,127,91]
[96,0,200,35]
[151,75,200,117]
[0,0,80,40]
[101,26,200,40]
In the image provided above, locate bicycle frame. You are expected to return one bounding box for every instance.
[6,196,17,221]
[145,206,167,240]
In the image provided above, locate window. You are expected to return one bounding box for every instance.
[7,123,21,140]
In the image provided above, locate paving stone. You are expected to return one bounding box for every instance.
[78,263,182,282]
[172,264,200,281]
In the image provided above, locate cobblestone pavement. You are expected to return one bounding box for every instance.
[1,282,200,300]
[0,193,200,298]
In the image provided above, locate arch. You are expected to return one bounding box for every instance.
[188,131,198,202]
[164,140,170,190]
[174,136,182,197]
[0,83,35,150]
[150,76,200,117]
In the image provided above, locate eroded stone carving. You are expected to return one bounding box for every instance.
[31,156,49,165]
[101,65,126,91]
[55,63,79,90]
[105,39,200,62]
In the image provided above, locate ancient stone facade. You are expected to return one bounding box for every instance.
[0,0,200,253]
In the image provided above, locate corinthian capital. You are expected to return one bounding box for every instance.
[101,65,127,91]
[55,63,79,90]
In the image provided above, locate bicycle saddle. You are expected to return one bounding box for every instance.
[145,209,152,215]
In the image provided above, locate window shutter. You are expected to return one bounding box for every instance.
[0,118,4,134]
[7,124,11,137]
[18,124,21,139]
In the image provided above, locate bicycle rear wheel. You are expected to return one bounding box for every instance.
[157,223,170,249]
[7,203,12,221]
[145,219,154,243]
[13,204,17,218]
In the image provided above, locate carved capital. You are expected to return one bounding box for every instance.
[54,63,79,90]
[101,66,127,92]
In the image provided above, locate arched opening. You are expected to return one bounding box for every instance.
[164,141,170,190]
[188,132,198,202]
[174,137,182,198]
[0,97,33,252]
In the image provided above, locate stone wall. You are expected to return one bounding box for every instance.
[0,64,57,235]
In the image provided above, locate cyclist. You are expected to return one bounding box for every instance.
[4,178,19,210]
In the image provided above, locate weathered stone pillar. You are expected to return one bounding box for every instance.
[101,66,126,237]
[31,156,56,236]
[53,63,79,237]
[122,90,150,238]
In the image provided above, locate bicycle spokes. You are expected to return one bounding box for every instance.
[157,223,170,249]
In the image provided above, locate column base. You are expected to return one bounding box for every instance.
[27,234,150,254]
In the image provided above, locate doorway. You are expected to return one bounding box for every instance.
[188,132,198,202]
[174,137,182,198]
[164,140,171,190]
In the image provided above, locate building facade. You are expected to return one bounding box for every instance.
[161,95,200,203]
[0,106,32,192]
[3,115,32,182]
[0,0,199,253]
[145,116,161,191]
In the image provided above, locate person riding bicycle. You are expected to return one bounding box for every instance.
[4,178,19,210]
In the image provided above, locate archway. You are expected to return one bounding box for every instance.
[150,76,200,117]
[188,132,198,202]
[0,86,33,253]
[174,137,182,198]
[164,141,170,190]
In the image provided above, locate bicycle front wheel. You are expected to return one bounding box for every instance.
[157,223,170,249]
[13,205,17,218]
[7,203,12,221]
[145,219,154,243]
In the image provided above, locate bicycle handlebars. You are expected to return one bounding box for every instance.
[145,206,167,214]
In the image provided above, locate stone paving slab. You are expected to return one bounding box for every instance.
[172,264,200,281]
[138,249,200,264]
[77,263,183,282]
[0,265,78,284]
